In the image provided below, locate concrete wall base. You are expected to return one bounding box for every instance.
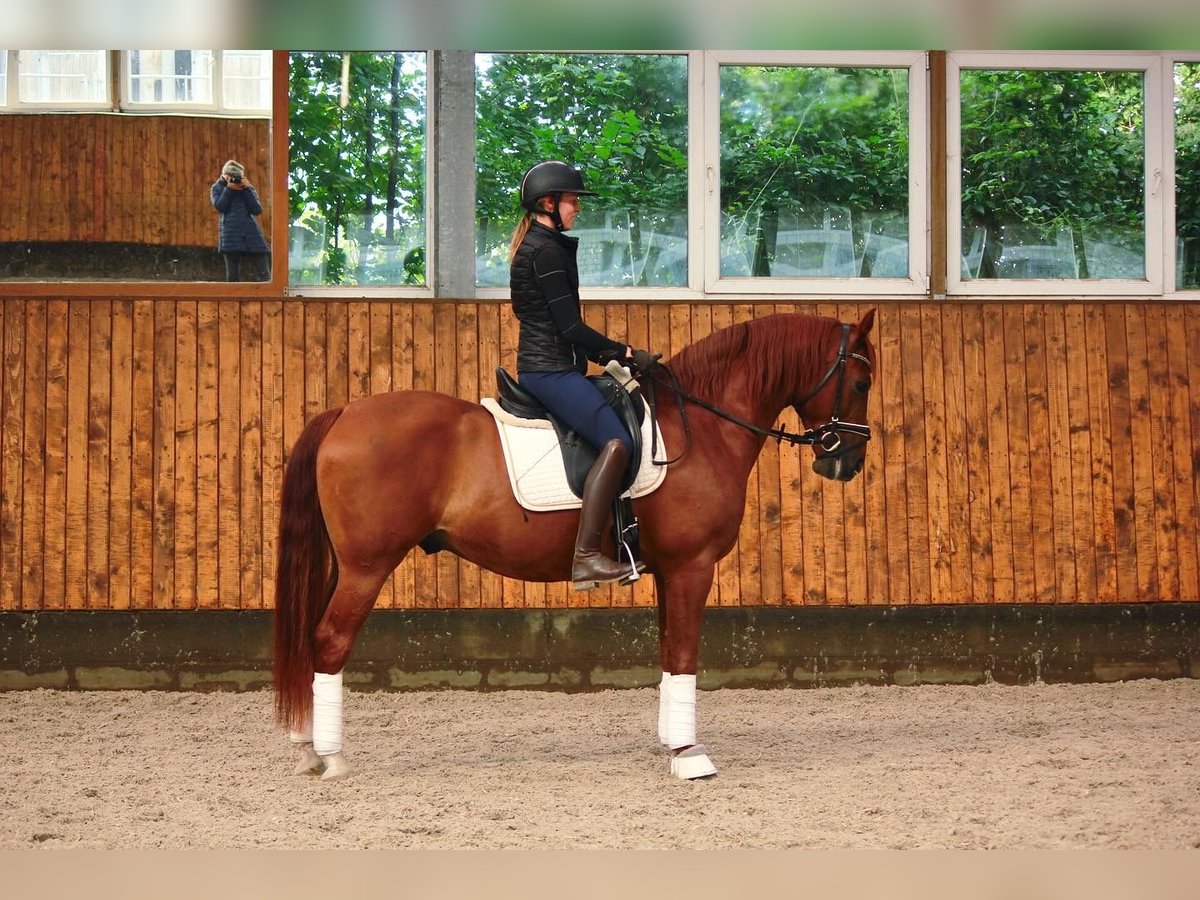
[1,604,1195,692]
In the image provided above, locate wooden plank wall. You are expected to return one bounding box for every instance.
[1,298,1198,611]
[0,115,270,247]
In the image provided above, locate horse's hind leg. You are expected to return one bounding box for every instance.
[303,563,393,782]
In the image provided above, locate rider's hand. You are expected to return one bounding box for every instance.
[627,348,662,374]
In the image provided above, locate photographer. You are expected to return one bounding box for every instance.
[210,160,270,282]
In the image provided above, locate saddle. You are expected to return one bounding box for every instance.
[494,367,646,498]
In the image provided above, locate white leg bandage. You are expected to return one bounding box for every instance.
[658,671,671,745]
[312,671,344,757]
[664,673,698,749]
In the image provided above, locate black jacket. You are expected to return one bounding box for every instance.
[510,222,625,373]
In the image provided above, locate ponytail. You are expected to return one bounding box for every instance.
[508,212,534,263]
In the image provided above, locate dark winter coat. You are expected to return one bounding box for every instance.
[210,179,270,253]
[509,222,625,373]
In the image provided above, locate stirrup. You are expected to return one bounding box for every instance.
[571,558,644,591]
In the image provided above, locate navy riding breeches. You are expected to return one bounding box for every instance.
[517,370,633,455]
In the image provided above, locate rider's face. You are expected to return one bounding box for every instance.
[556,192,580,230]
[540,192,581,231]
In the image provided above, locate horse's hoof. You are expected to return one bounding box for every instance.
[319,751,352,781]
[292,742,322,776]
[669,744,717,780]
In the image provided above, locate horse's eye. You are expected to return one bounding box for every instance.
[854,379,870,394]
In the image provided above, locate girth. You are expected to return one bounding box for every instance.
[495,367,645,498]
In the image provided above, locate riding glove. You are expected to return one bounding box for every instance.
[628,348,662,374]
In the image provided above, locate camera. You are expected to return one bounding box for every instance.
[230,174,243,184]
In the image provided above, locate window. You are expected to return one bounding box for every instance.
[124,50,270,113]
[712,57,919,289]
[288,51,428,288]
[474,52,689,289]
[222,50,272,112]
[949,52,1162,295]
[706,53,927,295]
[0,51,270,114]
[127,50,215,105]
[15,50,109,106]
[1176,59,1200,291]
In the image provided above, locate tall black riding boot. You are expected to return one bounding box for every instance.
[571,439,645,589]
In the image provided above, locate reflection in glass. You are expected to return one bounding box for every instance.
[18,50,108,104]
[1176,62,1200,290]
[0,50,271,282]
[128,51,214,104]
[720,65,910,279]
[288,51,427,287]
[474,53,688,288]
[960,68,1145,280]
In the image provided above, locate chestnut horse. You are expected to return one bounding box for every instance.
[274,309,876,780]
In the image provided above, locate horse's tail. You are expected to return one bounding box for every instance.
[273,407,344,732]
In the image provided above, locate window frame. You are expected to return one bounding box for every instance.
[1,50,112,110]
[285,49,433,299]
[1166,51,1200,298]
[947,51,1165,297]
[702,50,930,297]
[119,50,272,116]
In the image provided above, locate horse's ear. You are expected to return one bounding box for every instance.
[856,307,876,336]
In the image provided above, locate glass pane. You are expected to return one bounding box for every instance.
[1177,62,1200,290]
[223,50,271,111]
[288,51,427,286]
[128,50,214,104]
[0,53,8,106]
[0,50,271,282]
[961,68,1145,280]
[19,50,107,103]
[720,65,909,279]
[475,53,688,287]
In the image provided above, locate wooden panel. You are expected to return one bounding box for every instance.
[174,301,198,610]
[87,300,112,607]
[960,305,992,604]
[1,300,22,610]
[20,301,46,610]
[153,300,176,609]
[42,301,68,610]
[240,303,264,609]
[109,300,133,610]
[1167,305,1199,600]
[0,296,1198,614]
[65,301,90,609]
[195,301,221,608]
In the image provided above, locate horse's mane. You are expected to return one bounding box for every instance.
[663,314,839,406]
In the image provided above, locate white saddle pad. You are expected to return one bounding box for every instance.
[481,397,668,512]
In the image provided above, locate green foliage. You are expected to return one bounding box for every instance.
[286,53,1196,287]
[474,53,688,244]
[288,51,426,285]
[960,69,1144,234]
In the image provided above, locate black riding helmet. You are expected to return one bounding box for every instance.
[520,161,596,231]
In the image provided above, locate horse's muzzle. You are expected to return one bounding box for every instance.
[812,452,864,482]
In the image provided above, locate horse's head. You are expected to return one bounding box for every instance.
[794,308,876,482]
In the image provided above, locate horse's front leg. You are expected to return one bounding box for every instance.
[654,566,718,780]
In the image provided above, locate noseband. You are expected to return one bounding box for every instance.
[640,323,872,465]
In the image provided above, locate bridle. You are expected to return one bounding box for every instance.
[640,323,872,465]
[789,323,872,454]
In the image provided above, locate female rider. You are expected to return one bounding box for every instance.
[508,161,657,589]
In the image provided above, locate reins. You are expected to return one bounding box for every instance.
[638,323,872,465]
